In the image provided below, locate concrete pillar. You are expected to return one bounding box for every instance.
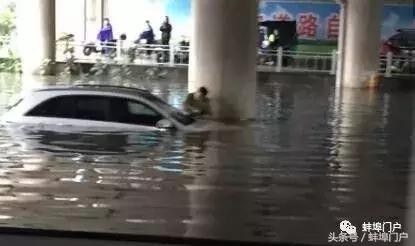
[188,0,258,120]
[15,0,56,75]
[85,0,103,41]
[339,0,382,88]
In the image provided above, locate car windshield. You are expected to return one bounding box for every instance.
[141,93,195,126]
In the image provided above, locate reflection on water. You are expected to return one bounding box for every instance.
[0,73,414,244]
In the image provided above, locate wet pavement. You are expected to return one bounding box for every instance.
[0,73,414,245]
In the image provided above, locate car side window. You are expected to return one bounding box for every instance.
[128,101,159,117]
[390,34,403,47]
[26,95,163,126]
[26,96,76,118]
[26,95,111,121]
[400,34,409,47]
[75,96,110,121]
[110,98,163,126]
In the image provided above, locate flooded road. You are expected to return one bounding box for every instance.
[0,73,414,245]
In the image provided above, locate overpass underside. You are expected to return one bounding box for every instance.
[15,0,412,119]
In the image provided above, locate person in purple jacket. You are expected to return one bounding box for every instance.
[97,18,114,54]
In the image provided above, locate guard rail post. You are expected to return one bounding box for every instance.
[169,43,175,66]
[330,50,337,75]
[276,46,283,72]
[385,51,393,78]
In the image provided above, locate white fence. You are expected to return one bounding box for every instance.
[55,41,189,67]
[56,40,414,77]
[379,51,415,77]
[257,47,336,74]
[0,37,413,77]
[56,41,338,74]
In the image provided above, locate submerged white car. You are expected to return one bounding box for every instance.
[1,85,227,132]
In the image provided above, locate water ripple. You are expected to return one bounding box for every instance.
[0,74,413,245]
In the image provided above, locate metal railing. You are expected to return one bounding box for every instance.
[379,51,415,77]
[56,40,338,74]
[256,47,336,74]
[55,40,190,67]
[0,36,413,77]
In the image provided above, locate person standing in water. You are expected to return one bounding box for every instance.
[183,87,212,117]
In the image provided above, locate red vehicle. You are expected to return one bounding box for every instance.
[380,29,415,55]
[380,40,400,56]
[380,29,415,73]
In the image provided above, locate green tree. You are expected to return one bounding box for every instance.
[0,0,20,73]
[0,0,15,39]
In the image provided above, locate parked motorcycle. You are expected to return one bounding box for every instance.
[127,38,166,63]
[393,49,415,74]
[174,40,189,64]
[82,34,127,57]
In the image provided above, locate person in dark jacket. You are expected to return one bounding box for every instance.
[97,18,113,42]
[183,87,212,117]
[268,29,280,50]
[139,20,155,55]
[140,20,155,44]
[160,16,172,45]
[97,18,114,54]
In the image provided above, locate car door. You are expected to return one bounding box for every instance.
[23,95,156,132]
[22,95,80,129]
[108,97,164,131]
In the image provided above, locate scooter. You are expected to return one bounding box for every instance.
[82,34,127,57]
[393,49,415,73]
[128,38,167,63]
[174,40,190,64]
[83,40,117,56]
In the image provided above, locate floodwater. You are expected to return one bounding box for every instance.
[0,73,414,245]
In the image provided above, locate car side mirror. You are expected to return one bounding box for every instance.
[156,119,174,129]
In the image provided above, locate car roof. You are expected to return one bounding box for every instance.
[397,29,415,33]
[32,84,151,98]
